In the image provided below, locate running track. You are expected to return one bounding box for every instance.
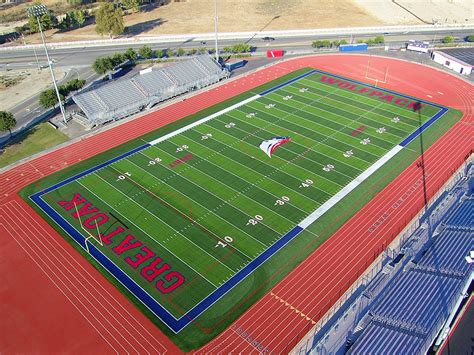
[0,55,471,353]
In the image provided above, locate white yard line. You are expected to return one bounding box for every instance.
[149,95,261,146]
[228,109,363,178]
[176,131,322,207]
[78,178,221,288]
[125,156,265,255]
[279,86,410,141]
[299,145,403,229]
[140,146,307,224]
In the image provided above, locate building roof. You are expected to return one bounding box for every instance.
[436,48,474,66]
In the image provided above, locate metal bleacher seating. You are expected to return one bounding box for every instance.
[348,321,426,354]
[348,191,473,355]
[369,270,461,333]
[73,55,227,127]
[416,229,472,277]
[444,198,473,228]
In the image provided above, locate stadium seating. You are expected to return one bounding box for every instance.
[416,229,472,277]
[73,55,227,127]
[347,192,473,355]
[444,198,473,228]
[348,321,427,354]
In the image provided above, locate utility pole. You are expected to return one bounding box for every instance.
[214,0,219,62]
[27,4,67,125]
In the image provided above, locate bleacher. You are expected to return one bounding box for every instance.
[369,270,461,334]
[348,195,473,355]
[444,198,473,228]
[416,229,472,277]
[73,55,227,127]
[348,321,427,354]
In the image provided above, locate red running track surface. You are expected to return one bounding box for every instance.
[0,55,471,353]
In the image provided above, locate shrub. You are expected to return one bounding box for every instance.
[374,35,385,44]
[124,47,138,61]
[312,40,331,48]
[442,36,455,43]
[39,89,64,108]
[154,49,166,58]
[138,45,153,59]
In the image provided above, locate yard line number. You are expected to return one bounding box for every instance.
[116,171,132,181]
[323,164,334,172]
[148,157,162,166]
[274,196,290,206]
[247,214,263,226]
[176,144,189,153]
[299,179,314,188]
[215,235,234,248]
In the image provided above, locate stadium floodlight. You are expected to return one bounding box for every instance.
[27,4,67,125]
[26,3,48,17]
[214,0,219,62]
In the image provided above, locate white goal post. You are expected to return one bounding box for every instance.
[74,201,103,253]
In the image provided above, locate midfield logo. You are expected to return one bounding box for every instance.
[259,136,291,158]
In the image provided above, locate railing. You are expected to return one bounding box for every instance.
[2,23,474,52]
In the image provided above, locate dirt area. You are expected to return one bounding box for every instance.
[0,68,65,111]
[8,0,384,42]
[353,0,473,25]
[2,0,472,44]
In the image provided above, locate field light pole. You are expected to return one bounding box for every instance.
[214,0,219,62]
[27,4,67,125]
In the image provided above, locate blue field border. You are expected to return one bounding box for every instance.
[399,107,448,146]
[30,68,450,333]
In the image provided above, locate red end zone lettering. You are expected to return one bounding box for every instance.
[319,74,421,111]
[57,193,186,294]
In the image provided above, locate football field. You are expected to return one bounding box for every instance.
[30,69,449,334]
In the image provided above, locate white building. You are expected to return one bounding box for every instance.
[431,50,473,76]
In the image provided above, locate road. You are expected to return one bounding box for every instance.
[1,29,472,69]
[0,28,472,143]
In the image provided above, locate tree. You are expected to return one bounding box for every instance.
[466,35,474,42]
[76,10,86,27]
[93,57,115,74]
[39,89,63,108]
[138,45,153,59]
[111,52,126,65]
[442,36,454,43]
[61,11,78,30]
[63,78,86,92]
[154,49,166,58]
[312,40,331,48]
[95,2,124,38]
[28,11,57,33]
[122,0,141,12]
[176,48,186,57]
[0,111,16,137]
[374,35,385,44]
[124,47,138,61]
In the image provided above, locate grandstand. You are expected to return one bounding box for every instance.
[73,55,228,128]
[348,189,473,354]
[294,163,473,355]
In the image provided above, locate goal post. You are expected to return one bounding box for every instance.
[365,60,389,87]
[74,201,103,253]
